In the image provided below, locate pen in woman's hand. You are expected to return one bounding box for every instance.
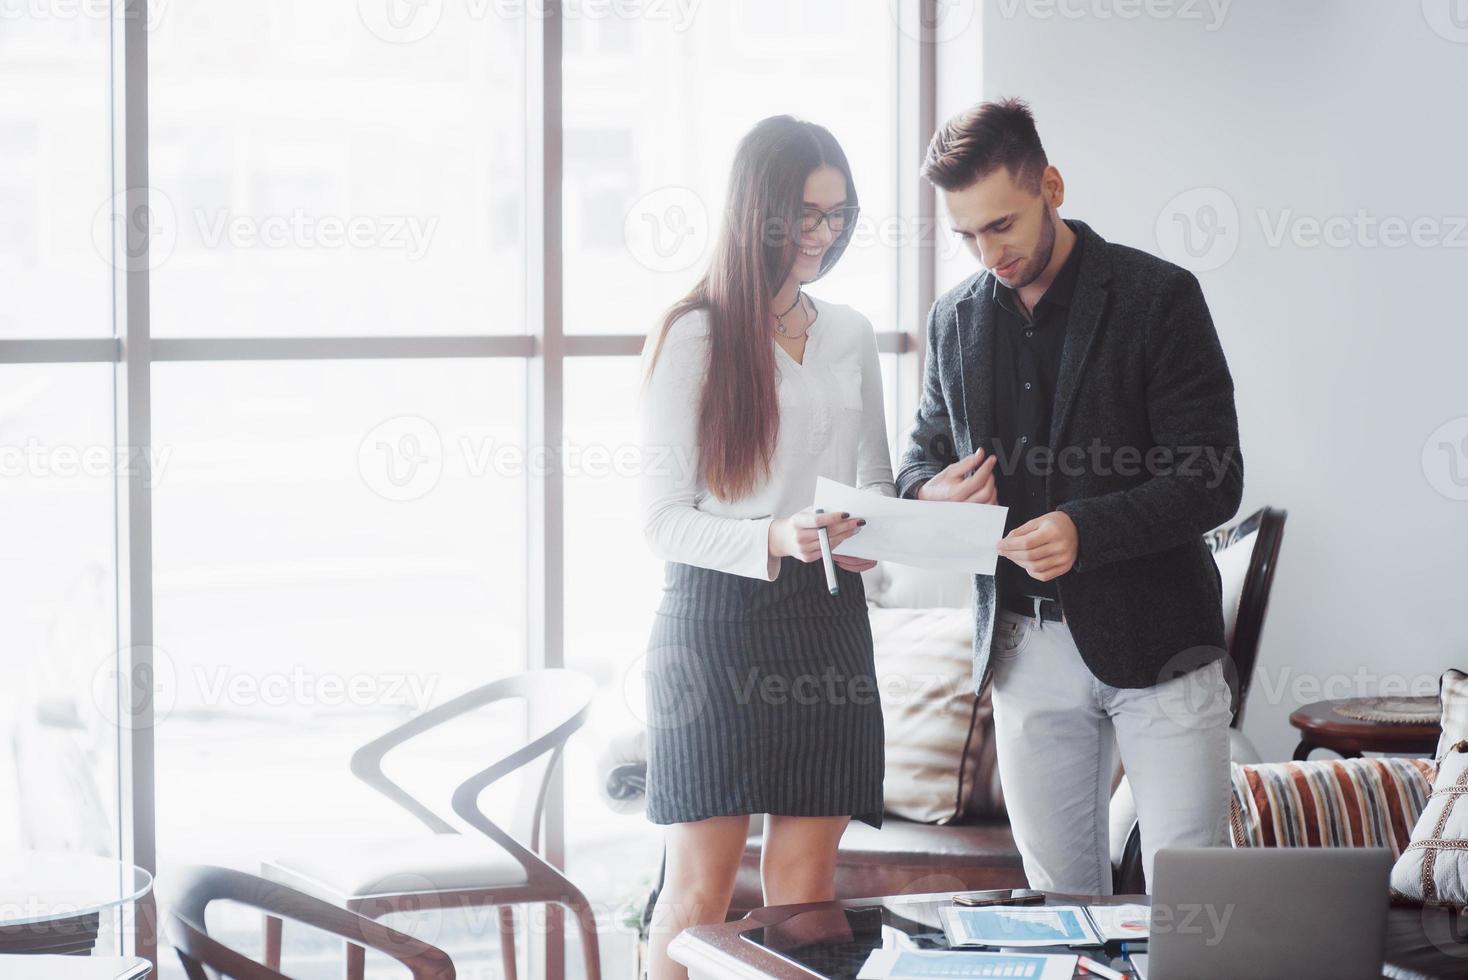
[815,508,839,596]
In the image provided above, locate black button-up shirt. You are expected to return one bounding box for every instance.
[987,234,1085,607]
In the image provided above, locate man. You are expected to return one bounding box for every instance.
[897,98,1243,894]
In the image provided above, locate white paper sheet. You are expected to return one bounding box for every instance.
[856,947,1078,980]
[1084,903,1151,942]
[813,477,1009,575]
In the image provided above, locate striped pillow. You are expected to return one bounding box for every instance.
[1229,758,1435,856]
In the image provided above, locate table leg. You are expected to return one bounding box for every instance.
[1293,740,1361,761]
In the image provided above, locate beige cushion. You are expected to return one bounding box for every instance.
[265,833,527,900]
[862,563,973,610]
[1392,741,1468,907]
[871,607,997,824]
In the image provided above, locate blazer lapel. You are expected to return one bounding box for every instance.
[1048,221,1113,449]
[953,279,995,457]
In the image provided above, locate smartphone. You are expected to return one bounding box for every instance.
[952,888,1047,907]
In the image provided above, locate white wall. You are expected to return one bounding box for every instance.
[934,0,1468,760]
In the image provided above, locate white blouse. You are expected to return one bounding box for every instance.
[638,295,898,582]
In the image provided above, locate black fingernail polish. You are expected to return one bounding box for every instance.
[842,512,851,518]
[858,519,867,526]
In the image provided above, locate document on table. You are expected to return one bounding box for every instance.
[857,948,1078,980]
[1084,903,1151,942]
[813,477,1009,575]
[938,905,1104,948]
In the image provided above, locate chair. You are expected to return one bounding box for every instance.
[166,865,454,979]
[260,668,601,980]
[1205,505,1288,726]
[1110,505,1288,892]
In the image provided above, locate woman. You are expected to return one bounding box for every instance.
[638,115,896,979]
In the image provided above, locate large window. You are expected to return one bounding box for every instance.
[3,2,931,977]
[0,364,118,851]
[0,13,111,336]
[148,359,527,974]
[562,2,900,335]
[148,1,526,337]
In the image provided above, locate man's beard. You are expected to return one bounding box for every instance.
[1010,211,1058,289]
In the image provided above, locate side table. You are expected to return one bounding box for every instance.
[1290,698,1441,760]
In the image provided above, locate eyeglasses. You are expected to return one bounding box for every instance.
[799,204,860,234]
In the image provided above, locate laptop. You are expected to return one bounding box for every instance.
[1145,847,1391,980]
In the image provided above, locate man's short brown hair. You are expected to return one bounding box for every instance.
[922,97,1049,193]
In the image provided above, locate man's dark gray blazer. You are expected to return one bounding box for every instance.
[897,219,1243,692]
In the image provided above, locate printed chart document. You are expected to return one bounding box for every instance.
[938,905,1104,948]
[1085,903,1151,942]
[813,477,1009,575]
[857,948,1078,979]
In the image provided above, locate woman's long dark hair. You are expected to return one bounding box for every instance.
[645,115,858,502]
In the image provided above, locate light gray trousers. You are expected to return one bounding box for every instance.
[989,605,1233,894]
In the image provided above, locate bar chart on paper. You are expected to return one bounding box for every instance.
[857,948,1079,979]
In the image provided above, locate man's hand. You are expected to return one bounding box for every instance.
[916,449,997,504]
[997,511,1078,582]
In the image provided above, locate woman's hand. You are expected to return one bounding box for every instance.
[916,448,997,504]
[768,506,864,563]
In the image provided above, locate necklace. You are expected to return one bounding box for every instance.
[773,289,807,338]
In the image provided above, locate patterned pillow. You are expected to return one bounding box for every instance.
[1434,669,1468,763]
[1229,757,1435,856]
[1392,741,1468,906]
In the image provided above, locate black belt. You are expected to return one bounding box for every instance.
[1000,593,1065,623]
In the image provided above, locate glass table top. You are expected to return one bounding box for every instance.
[738,893,1143,979]
[0,851,153,928]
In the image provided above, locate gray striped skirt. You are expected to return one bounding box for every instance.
[644,556,885,829]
